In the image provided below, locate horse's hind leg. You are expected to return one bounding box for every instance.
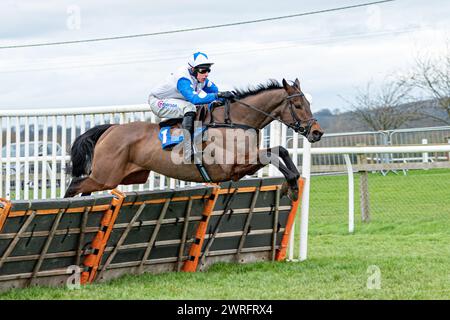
[79,176,116,195]
[64,176,114,198]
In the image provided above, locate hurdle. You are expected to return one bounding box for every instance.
[0,177,304,292]
[0,193,124,291]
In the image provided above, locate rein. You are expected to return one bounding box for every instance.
[232,92,317,137]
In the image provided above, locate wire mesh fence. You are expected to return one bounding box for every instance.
[307,168,450,234]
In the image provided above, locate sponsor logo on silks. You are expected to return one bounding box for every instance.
[157,100,178,109]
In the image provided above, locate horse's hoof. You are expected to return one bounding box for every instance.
[288,188,299,202]
[281,182,299,202]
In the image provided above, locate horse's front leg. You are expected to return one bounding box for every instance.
[229,148,299,200]
[268,146,300,180]
[259,148,299,198]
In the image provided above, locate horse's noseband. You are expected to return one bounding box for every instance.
[291,118,317,136]
[286,93,316,137]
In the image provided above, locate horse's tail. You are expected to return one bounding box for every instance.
[68,124,115,177]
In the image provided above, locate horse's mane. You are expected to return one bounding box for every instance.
[233,79,283,99]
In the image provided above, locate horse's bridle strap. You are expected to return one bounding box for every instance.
[232,98,290,128]
[233,95,316,136]
[286,93,316,136]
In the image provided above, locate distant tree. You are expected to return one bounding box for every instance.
[344,80,419,131]
[405,46,450,125]
[314,108,333,117]
[332,108,341,115]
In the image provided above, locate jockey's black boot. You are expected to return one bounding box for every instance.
[182,111,196,162]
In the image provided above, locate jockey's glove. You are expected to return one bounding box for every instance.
[217,91,235,100]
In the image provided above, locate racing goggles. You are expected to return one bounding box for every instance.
[196,67,211,74]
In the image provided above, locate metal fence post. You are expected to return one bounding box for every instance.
[358,153,371,223]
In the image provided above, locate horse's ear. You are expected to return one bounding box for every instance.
[294,78,300,89]
[282,78,290,90]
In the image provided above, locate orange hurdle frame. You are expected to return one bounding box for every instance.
[275,178,305,261]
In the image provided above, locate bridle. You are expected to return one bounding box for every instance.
[232,91,317,137]
[285,92,317,137]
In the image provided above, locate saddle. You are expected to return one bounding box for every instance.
[157,104,210,150]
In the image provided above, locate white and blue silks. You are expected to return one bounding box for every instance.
[148,66,219,119]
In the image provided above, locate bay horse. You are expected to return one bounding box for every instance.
[64,78,323,200]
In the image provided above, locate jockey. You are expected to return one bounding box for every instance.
[148,51,234,159]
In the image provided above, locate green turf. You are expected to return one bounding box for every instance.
[1,169,449,299]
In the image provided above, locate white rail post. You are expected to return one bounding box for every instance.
[422,139,429,164]
[6,117,11,200]
[288,130,299,261]
[448,138,450,161]
[60,115,67,198]
[24,117,30,200]
[269,122,281,177]
[15,117,20,200]
[41,116,48,199]
[33,117,39,199]
[343,154,355,233]
[299,137,311,261]
[138,110,146,192]
[257,127,266,178]
[51,116,57,199]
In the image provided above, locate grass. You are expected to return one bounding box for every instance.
[1,169,449,300]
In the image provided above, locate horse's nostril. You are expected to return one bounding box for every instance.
[312,130,323,139]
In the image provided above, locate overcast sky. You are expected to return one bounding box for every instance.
[0,0,449,112]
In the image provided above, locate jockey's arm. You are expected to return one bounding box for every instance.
[177,78,218,105]
[203,78,219,94]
